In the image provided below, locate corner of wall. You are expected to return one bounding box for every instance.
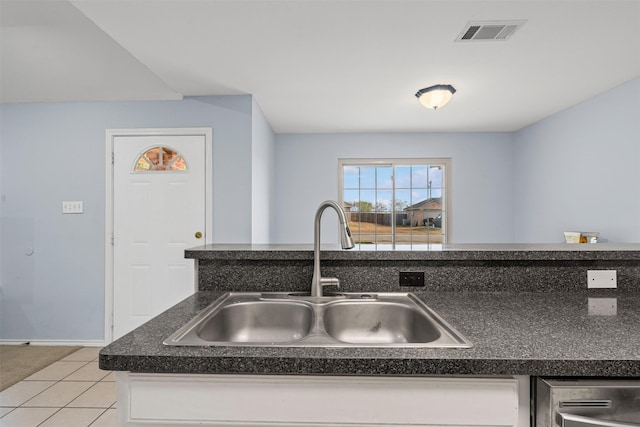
[250,97,277,243]
[511,77,640,243]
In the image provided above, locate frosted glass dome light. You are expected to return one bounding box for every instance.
[415,85,456,110]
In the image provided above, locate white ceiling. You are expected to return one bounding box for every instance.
[1,0,639,133]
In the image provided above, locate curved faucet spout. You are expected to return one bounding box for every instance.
[311,200,355,297]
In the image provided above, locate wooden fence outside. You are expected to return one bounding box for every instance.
[350,212,409,226]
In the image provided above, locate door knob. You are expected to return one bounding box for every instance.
[195,232,203,239]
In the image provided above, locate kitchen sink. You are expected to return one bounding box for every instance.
[195,300,314,343]
[322,301,442,344]
[164,292,472,348]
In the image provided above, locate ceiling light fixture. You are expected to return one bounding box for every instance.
[415,84,456,110]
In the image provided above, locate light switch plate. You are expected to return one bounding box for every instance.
[62,201,84,214]
[587,270,617,289]
[588,297,617,315]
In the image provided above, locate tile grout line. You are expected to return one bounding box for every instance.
[34,373,112,427]
[53,356,115,419]
[7,380,58,408]
[34,407,108,427]
[2,349,112,426]
[11,405,114,409]
[87,408,111,427]
[23,360,91,383]
[19,360,91,407]
[0,407,17,418]
[35,407,63,427]
[64,381,111,409]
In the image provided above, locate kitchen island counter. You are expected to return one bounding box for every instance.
[100,289,640,377]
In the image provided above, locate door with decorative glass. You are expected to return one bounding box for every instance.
[112,132,207,340]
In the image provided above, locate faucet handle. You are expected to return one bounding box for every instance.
[320,277,340,288]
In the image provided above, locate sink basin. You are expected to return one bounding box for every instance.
[164,292,471,348]
[322,301,442,344]
[196,301,313,343]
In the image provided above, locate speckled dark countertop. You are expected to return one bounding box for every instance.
[100,289,640,376]
[185,243,640,261]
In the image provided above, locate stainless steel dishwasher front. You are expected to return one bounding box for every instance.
[536,378,640,427]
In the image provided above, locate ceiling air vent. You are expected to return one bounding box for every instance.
[456,21,526,42]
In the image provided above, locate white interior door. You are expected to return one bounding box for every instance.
[112,133,207,339]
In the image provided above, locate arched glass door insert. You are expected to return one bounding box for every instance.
[134,146,187,172]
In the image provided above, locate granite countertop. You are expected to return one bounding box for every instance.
[186,243,640,261]
[100,289,640,377]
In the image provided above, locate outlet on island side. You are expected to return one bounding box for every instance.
[587,270,617,289]
[399,271,425,287]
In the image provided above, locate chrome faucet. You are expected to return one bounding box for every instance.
[311,200,355,297]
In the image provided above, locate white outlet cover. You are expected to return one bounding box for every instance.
[62,201,84,214]
[587,270,617,289]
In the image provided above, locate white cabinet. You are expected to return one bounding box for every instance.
[117,372,529,427]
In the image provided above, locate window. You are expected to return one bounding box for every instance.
[134,146,187,172]
[339,159,450,249]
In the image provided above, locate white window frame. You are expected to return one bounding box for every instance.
[338,158,452,249]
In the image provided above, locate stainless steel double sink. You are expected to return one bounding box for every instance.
[164,292,471,348]
[164,292,472,348]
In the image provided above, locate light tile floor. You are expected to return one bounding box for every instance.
[0,348,116,427]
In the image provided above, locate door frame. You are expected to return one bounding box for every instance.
[104,127,213,344]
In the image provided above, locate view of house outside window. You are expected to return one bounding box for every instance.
[339,159,450,249]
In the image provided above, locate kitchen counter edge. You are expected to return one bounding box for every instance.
[99,290,640,377]
[185,243,640,261]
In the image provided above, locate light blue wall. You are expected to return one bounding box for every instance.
[273,133,515,244]
[513,77,640,243]
[273,76,640,246]
[2,78,638,342]
[0,96,254,341]
[251,98,276,243]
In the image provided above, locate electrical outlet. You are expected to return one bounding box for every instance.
[587,270,617,289]
[399,271,424,287]
[62,201,84,214]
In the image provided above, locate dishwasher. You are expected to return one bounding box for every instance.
[536,378,640,427]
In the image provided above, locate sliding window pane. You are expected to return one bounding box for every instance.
[395,166,411,189]
[358,190,376,213]
[376,189,392,212]
[376,166,393,189]
[411,189,428,205]
[429,188,443,199]
[343,165,360,188]
[356,234,376,245]
[339,158,449,249]
[395,189,411,211]
[359,167,377,189]
[375,234,393,244]
[411,165,429,188]
[429,166,443,188]
[343,189,360,206]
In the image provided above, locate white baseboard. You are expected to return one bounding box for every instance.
[0,339,106,347]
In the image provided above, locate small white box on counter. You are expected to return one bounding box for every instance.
[564,231,599,243]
